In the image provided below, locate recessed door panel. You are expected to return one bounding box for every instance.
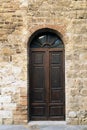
[51,90,64,103]
[31,67,45,89]
[31,105,47,120]
[31,90,45,102]
[51,53,61,64]
[32,53,44,64]
[49,105,65,120]
[51,66,62,88]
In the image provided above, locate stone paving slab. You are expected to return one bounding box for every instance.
[0,125,29,130]
[0,125,87,130]
[40,125,87,130]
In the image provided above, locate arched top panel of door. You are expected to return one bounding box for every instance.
[30,29,64,48]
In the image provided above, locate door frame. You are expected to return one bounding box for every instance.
[28,28,65,121]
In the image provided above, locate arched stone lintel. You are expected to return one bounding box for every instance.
[27,24,67,46]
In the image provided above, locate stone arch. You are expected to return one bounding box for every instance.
[28,24,66,46]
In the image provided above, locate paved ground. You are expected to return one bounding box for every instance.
[0,125,87,130]
[0,125,28,130]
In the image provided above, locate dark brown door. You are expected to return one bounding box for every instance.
[29,32,65,120]
[29,33,65,120]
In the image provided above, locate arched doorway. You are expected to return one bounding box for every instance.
[29,29,65,120]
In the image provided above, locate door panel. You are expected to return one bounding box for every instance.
[51,90,64,103]
[30,51,47,120]
[32,90,45,102]
[51,66,62,88]
[31,106,46,116]
[51,53,61,64]
[31,67,45,89]
[32,53,44,64]
[30,49,65,120]
[49,105,64,120]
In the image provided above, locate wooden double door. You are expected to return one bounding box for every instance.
[30,48,65,120]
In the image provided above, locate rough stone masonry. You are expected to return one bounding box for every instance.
[0,0,87,125]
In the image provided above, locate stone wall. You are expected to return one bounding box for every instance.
[0,0,87,125]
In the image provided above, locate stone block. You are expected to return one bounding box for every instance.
[80,89,87,96]
[1,87,16,95]
[20,99,27,106]
[82,118,87,125]
[20,88,27,97]
[3,119,13,124]
[80,53,87,60]
[2,47,13,56]
[0,110,12,118]
[13,114,27,120]
[0,96,11,103]
[3,103,16,110]
[0,119,2,124]
[69,111,77,118]
[13,119,27,125]
[76,9,87,19]
[71,89,79,96]
[12,66,22,75]
[68,118,79,125]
